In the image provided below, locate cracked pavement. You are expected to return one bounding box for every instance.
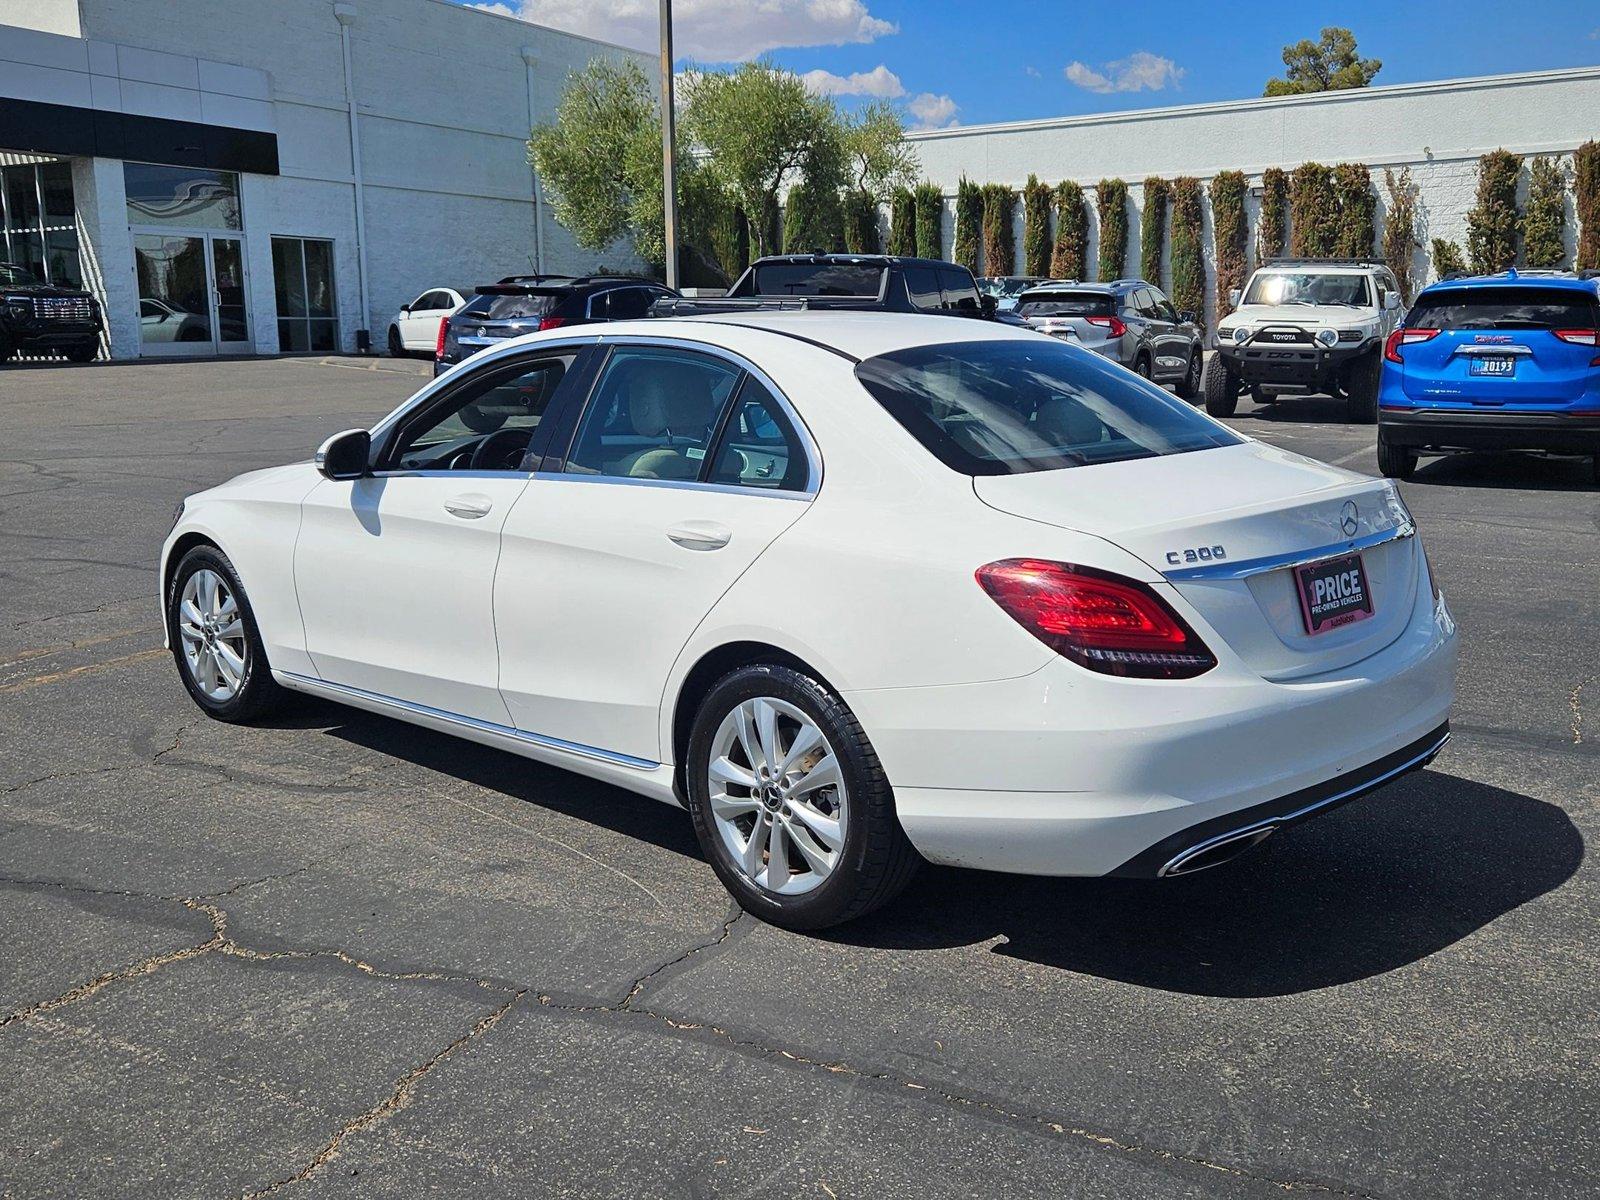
[1,360,1596,1198]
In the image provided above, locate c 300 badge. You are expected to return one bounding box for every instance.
[1166,544,1227,566]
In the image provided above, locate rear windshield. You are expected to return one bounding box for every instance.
[1243,272,1371,307]
[747,263,885,297]
[1406,286,1599,330]
[1016,293,1113,318]
[855,339,1241,476]
[462,290,558,320]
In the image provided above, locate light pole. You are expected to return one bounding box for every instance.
[659,0,679,289]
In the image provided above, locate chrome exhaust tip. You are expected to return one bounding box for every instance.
[1159,824,1277,877]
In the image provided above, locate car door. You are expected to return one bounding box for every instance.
[1141,287,1180,378]
[396,291,431,348]
[294,345,589,721]
[494,340,817,763]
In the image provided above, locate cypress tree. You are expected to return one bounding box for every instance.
[888,187,916,256]
[1259,167,1289,261]
[913,182,945,259]
[980,183,1016,276]
[1523,156,1567,269]
[1169,177,1204,329]
[1022,175,1052,276]
[1466,149,1522,273]
[1096,179,1128,280]
[1210,170,1248,317]
[1139,177,1169,285]
[953,177,982,273]
[1051,180,1088,281]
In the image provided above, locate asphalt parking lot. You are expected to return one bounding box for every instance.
[1,355,1596,1199]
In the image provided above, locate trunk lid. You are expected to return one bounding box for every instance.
[973,442,1419,680]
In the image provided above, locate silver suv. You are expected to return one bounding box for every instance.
[1016,279,1205,398]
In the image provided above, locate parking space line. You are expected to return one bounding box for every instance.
[0,648,165,695]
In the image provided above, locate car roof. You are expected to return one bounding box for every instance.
[1418,270,1599,295]
[749,253,966,270]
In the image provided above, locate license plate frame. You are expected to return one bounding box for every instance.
[1469,356,1515,377]
[1292,552,1374,635]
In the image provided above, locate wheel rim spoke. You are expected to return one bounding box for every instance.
[778,720,824,775]
[179,569,248,702]
[213,641,245,687]
[787,753,840,800]
[752,699,780,773]
[741,815,770,877]
[709,792,759,819]
[782,818,835,875]
[709,755,756,790]
[764,818,790,887]
[735,704,765,772]
[785,799,842,852]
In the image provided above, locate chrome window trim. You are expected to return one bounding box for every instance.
[1162,520,1415,582]
[281,672,659,770]
[531,471,812,502]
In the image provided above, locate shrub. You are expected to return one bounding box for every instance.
[1051,181,1088,281]
[1522,156,1566,269]
[953,177,982,273]
[1210,170,1248,317]
[1169,177,1204,328]
[981,183,1016,276]
[888,186,916,256]
[1259,167,1289,261]
[1289,163,1338,257]
[913,181,945,259]
[1576,142,1600,271]
[1467,149,1522,274]
[1096,179,1128,280]
[843,188,879,254]
[1382,167,1419,302]
[1332,163,1375,258]
[781,179,842,255]
[1431,238,1466,279]
[1139,177,1169,285]
[1022,175,1052,276]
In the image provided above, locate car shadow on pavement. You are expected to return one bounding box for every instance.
[1408,451,1598,491]
[1229,394,1351,423]
[836,769,1583,998]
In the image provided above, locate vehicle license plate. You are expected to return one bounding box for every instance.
[1469,357,1515,377]
[1293,553,1374,635]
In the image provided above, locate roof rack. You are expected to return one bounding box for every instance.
[1264,257,1386,269]
[495,273,574,284]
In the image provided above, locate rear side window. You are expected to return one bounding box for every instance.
[462,290,558,320]
[1018,292,1113,318]
[939,268,980,312]
[1406,286,1600,330]
[705,377,809,491]
[905,266,942,310]
[748,263,885,296]
[856,339,1241,476]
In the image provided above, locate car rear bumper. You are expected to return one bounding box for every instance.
[847,585,1456,877]
[1380,407,1600,452]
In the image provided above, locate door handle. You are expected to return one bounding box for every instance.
[444,493,493,519]
[667,521,732,551]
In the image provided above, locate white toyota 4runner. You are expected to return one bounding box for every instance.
[1202,258,1404,424]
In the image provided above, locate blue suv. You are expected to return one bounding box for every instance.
[1377,270,1600,481]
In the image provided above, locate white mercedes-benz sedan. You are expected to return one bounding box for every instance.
[160,312,1456,930]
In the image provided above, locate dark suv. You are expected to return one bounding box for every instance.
[0,262,103,364]
[436,274,678,375]
[651,254,995,319]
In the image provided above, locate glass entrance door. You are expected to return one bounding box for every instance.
[134,233,251,356]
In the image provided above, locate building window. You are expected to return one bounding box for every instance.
[271,237,339,353]
[124,162,242,231]
[1,160,82,288]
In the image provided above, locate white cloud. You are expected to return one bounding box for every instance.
[907,92,958,130]
[1064,51,1184,95]
[1023,65,1041,78]
[475,0,897,62]
[799,64,904,97]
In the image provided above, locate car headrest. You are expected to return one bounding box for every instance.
[1035,398,1104,447]
[629,366,712,437]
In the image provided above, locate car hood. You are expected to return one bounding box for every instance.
[1221,304,1373,329]
[197,460,318,501]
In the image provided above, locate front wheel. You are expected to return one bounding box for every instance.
[1176,351,1202,401]
[65,341,98,363]
[686,664,920,931]
[388,325,405,357]
[1376,431,1416,480]
[1345,354,1381,424]
[1202,353,1239,417]
[167,545,288,722]
[0,331,14,363]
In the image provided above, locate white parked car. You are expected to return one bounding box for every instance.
[160,314,1456,930]
[387,287,464,356]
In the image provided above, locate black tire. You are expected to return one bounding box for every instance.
[178,326,207,342]
[0,331,14,363]
[1376,431,1416,480]
[1345,354,1381,424]
[1176,351,1202,401]
[1591,454,1600,486]
[1249,386,1271,405]
[166,544,289,723]
[65,341,98,363]
[388,325,405,357]
[1202,352,1239,417]
[1134,353,1152,380]
[686,663,920,931]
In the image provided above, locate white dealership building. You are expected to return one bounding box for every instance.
[0,0,652,359]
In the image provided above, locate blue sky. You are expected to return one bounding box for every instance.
[464,0,1600,129]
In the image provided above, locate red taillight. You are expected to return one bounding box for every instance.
[1553,328,1598,345]
[975,559,1216,679]
[1384,327,1439,364]
[537,315,570,331]
[435,316,450,359]
[1086,314,1127,338]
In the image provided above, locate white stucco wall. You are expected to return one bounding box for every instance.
[909,66,1600,327]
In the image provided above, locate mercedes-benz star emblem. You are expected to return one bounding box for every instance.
[1340,500,1360,538]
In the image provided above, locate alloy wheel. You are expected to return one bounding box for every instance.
[177,568,249,702]
[707,696,848,896]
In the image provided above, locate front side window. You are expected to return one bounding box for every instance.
[939,268,980,312]
[1243,271,1371,307]
[705,378,808,491]
[905,266,942,310]
[856,339,1241,476]
[1406,286,1600,330]
[389,354,574,471]
[565,347,741,481]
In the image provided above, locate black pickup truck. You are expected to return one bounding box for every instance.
[650,254,1010,320]
[0,263,102,363]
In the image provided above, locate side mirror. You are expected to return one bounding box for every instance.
[400,304,412,314]
[1228,288,1242,308]
[979,293,998,319]
[1384,292,1402,311]
[315,428,371,481]
[1178,309,1197,324]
